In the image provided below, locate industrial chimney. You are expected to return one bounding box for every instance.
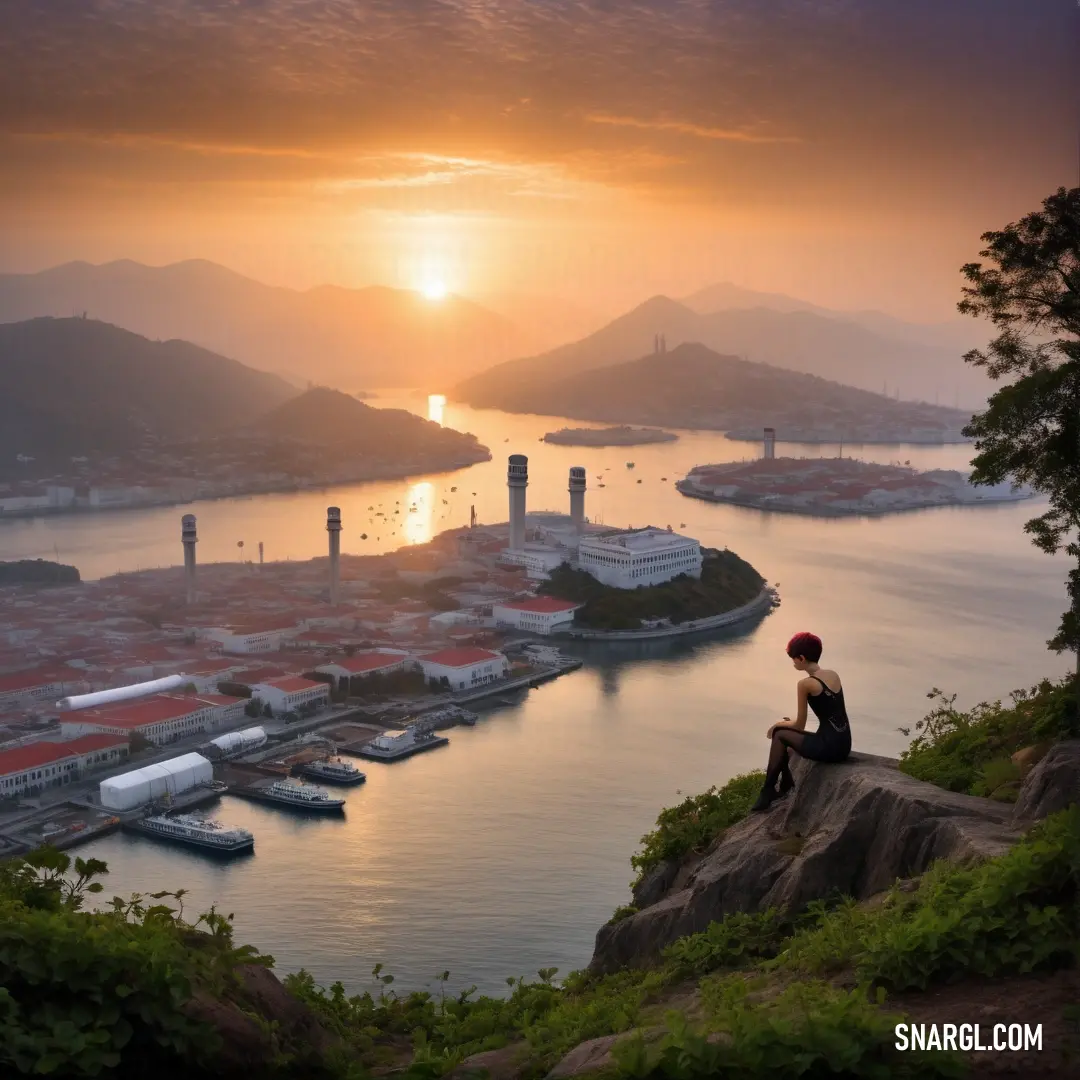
[568,466,587,531]
[763,427,776,460]
[327,506,342,606]
[181,514,197,605]
[507,455,528,550]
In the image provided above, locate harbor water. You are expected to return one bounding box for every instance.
[0,394,1068,996]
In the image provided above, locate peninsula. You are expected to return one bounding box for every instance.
[677,456,1033,516]
[542,425,678,447]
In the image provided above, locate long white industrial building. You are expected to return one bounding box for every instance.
[209,727,267,758]
[99,753,214,811]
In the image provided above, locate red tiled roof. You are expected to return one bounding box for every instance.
[257,676,328,693]
[0,670,65,694]
[0,733,127,776]
[76,694,212,729]
[322,653,404,674]
[61,733,129,754]
[497,597,579,613]
[419,647,502,667]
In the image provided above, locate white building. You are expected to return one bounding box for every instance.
[500,545,569,581]
[204,623,298,654]
[60,693,247,745]
[0,669,85,713]
[577,527,702,589]
[249,676,330,716]
[417,647,509,691]
[99,753,214,811]
[492,597,580,635]
[0,734,130,799]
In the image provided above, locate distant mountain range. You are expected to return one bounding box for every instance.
[0,260,526,389]
[0,318,486,470]
[0,317,294,460]
[453,294,993,409]
[680,282,986,354]
[453,341,972,438]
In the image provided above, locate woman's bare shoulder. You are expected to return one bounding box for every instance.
[815,668,842,691]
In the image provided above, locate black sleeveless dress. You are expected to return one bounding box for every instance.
[800,675,852,763]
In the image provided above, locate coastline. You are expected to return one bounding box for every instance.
[676,479,1033,518]
[723,431,972,446]
[555,585,776,640]
[542,426,678,447]
[0,451,491,523]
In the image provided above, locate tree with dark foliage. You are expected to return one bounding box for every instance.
[959,187,1080,687]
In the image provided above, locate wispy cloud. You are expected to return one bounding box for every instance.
[584,114,800,144]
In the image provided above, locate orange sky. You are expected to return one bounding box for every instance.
[1,0,1077,320]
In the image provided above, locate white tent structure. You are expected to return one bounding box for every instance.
[99,753,213,811]
[209,727,266,758]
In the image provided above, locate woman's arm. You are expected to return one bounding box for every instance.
[767,682,809,738]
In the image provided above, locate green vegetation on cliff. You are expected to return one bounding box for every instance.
[898,674,1080,798]
[538,548,765,631]
[0,559,80,585]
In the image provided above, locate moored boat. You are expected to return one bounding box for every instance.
[126,812,254,854]
[294,757,367,786]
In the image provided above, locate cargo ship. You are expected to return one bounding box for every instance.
[125,812,254,854]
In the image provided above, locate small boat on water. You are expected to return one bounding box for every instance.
[240,779,346,812]
[597,483,606,488]
[626,462,635,469]
[128,812,254,854]
[294,758,367,786]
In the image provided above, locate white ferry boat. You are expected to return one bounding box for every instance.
[128,813,254,854]
[257,778,346,812]
[351,726,449,762]
[294,757,367,786]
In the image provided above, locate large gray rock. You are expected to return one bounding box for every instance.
[591,752,1021,975]
[1011,740,1080,824]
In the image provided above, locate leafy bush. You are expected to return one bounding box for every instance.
[662,909,791,977]
[615,982,964,1079]
[899,677,1080,794]
[0,847,269,1078]
[631,772,765,885]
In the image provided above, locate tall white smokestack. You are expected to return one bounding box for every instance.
[508,454,528,550]
[327,506,342,606]
[763,427,776,460]
[569,466,586,531]
[181,514,197,605]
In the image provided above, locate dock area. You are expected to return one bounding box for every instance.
[342,733,449,762]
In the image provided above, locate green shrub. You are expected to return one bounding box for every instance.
[631,772,765,885]
[615,983,964,1079]
[662,910,791,977]
[609,904,639,925]
[0,847,270,1078]
[899,677,1080,794]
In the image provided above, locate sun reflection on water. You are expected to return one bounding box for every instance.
[427,394,446,425]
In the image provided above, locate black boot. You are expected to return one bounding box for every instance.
[751,785,777,812]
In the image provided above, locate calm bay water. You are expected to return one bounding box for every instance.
[0,394,1068,995]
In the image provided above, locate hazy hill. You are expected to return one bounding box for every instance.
[0,259,526,389]
[458,341,971,433]
[454,295,993,409]
[0,317,295,460]
[681,281,986,353]
[257,386,486,459]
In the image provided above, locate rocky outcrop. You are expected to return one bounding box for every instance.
[182,962,339,1077]
[1011,740,1080,824]
[591,752,1030,975]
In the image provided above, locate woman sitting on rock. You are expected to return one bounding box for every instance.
[751,631,852,812]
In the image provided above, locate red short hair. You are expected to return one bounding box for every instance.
[786,632,823,662]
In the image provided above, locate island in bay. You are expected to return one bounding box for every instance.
[542,425,678,447]
[677,456,1033,516]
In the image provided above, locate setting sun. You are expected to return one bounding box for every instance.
[419,280,448,301]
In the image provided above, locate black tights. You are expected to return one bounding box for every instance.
[765,730,805,790]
